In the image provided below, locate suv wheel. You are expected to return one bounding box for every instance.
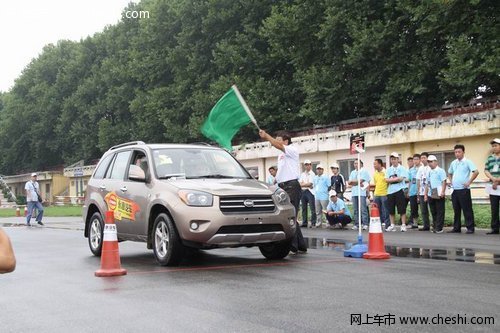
[152,213,184,266]
[88,212,104,256]
[259,239,292,260]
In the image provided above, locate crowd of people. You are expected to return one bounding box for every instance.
[265,137,500,236]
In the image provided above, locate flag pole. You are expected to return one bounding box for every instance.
[231,85,260,131]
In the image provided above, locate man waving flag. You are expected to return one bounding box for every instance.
[201,85,259,150]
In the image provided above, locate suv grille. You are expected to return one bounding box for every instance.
[219,196,276,213]
[216,224,284,234]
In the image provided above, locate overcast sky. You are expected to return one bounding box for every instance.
[0,0,137,92]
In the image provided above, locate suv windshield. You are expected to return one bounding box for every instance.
[153,148,251,179]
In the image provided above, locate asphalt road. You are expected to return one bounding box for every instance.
[0,218,499,332]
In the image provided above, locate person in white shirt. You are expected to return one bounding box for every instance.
[259,130,307,254]
[25,173,44,227]
[416,152,431,231]
[299,160,315,228]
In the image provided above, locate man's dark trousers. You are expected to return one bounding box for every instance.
[451,189,475,231]
[279,180,307,252]
[490,194,499,232]
[300,189,316,226]
[429,197,445,231]
[419,195,430,229]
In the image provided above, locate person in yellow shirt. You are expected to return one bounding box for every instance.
[372,158,390,227]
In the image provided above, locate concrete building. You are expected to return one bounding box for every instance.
[2,171,69,204]
[235,101,499,200]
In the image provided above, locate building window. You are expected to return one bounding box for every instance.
[338,159,356,180]
[374,155,387,168]
[429,151,455,171]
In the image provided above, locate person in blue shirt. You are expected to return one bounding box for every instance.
[325,190,352,229]
[313,165,331,228]
[447,144,479,234]
[266,166,277,185]
[385,152,409,232]
[348,160,371,230]
[408,154,421,229]
[425,155,447,233]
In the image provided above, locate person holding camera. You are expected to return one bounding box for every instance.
[25,173,44,227]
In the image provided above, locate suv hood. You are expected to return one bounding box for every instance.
[165,178,275,196]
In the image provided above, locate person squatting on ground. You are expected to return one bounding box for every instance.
[425,155,447,233]
[447,144,479,234]
[25,173,44,227]
[313,164,331,228]
[299,159,316,228]
[329,163,346,199]
[259,129,307,254]
[485,138,500,235]
[385,152,409,232]
[0,227,16,274]
[372,158,390,229]
[324,190,352,229]
[407,155,420,229]
[417,152,431,231]
[348,160,371,230]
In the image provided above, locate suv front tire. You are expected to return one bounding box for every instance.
[152,213,184,266]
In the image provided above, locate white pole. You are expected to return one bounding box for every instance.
[357,152,362,236]
[232,85,260,130]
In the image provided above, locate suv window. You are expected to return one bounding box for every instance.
[153,148,250,179]
[93,154,114,179]
[109,151,132,180]
[131,150,149,179]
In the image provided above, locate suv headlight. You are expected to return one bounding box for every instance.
[273,188,291,206]
[178,190,213,207]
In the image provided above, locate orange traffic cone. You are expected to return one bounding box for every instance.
[95,211,127,277]
[24,206,28,217]
[16,207,20,217]
[363,203,390,259]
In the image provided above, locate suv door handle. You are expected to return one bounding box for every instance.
[99,185,106,191]
[120,186,128,192]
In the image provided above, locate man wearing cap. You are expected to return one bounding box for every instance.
[325,190,352,229]
[25,173,44,227]
[425,155,447,233]
[259,130,307,254]
[313,164,331,228]
[299,160,316,228]
[485,138,500,235]
[329,163,346,199]
[385,152,409,232]
[447,144,479,234]
[348,160,371,230]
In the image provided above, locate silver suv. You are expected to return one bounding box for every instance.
[83,141,296,266]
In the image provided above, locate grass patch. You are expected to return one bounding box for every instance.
[0,205,83,217]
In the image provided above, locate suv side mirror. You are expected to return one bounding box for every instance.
[129,165,147,182]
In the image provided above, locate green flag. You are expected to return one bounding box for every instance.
[201,86,255,150]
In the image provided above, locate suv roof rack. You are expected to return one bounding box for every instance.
[109,141,146,150]
[189,142,214,147]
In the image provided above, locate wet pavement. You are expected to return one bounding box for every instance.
[305,237,500,265]
[1,219,499,332]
